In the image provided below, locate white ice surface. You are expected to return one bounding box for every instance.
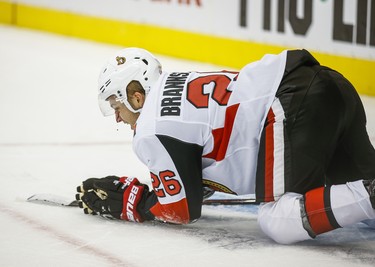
[1,25,375,267]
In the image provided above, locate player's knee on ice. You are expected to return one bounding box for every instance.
[258,181,375,244]
[257,193,312,244]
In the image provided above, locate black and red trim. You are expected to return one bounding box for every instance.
[304,186,341,235]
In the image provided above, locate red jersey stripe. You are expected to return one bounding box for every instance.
[203,103,240,161]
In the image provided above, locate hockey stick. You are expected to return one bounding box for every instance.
[27,193,257,207]
[203,198,257,205]
[27,194,79,207]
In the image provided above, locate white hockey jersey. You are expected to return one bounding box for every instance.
[133,51,287,223]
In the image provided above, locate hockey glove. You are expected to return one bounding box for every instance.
[76,176,147,222]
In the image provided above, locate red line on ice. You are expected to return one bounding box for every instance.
[0,202,135,267]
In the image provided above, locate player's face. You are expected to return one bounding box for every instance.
[108,96,140,130]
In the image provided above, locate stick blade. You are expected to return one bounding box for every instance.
[27,194,79,207]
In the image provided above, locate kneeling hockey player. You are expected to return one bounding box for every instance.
[76,48,375,244]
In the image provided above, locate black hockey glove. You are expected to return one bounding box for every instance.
[76,176,148,222]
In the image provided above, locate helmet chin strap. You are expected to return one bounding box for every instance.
[125,88,151,114]
[118,97,142,114]
[124,99,142,113]
[118,86,149,114]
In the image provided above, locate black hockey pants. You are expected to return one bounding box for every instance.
[256,50,375,202]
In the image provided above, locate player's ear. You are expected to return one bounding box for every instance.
[132,92,145,108]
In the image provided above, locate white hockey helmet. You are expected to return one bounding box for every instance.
[98,47,162,115]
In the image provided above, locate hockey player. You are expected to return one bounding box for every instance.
[76,48,375,244]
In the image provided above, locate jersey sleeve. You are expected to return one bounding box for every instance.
[133,134,203,224]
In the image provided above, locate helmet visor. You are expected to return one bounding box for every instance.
[98,94,142,117]
[98,95,116,116]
